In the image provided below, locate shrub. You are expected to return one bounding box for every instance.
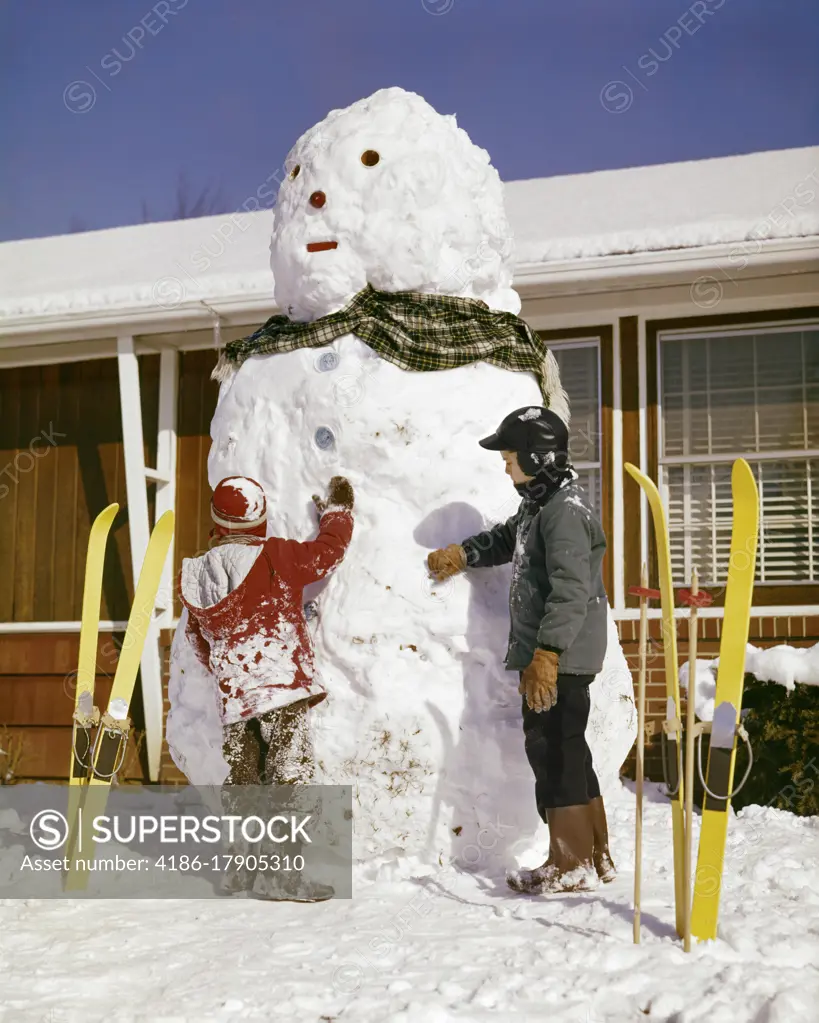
[731,674,819,817]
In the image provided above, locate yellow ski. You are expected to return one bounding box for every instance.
[625,463,686,938]
[691,459,759,942]
[65,503,119,871]
[64,509,175,892]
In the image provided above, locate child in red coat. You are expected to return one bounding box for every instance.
[181,473,353,784]
[179,474,353,900]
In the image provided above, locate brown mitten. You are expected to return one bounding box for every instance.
[427,544,467,581]
[313,476,354,514]
[518,649,560,713]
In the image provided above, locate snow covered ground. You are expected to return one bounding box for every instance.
[2,781,817,1023]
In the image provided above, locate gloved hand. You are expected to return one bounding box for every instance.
[427,544,467,581]
[519,649,560,713]
[313,476,354,514]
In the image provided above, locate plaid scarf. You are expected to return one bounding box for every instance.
[212,285,560,403]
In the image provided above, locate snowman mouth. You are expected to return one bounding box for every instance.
[306,241,338,252]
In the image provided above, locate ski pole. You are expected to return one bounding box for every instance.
[679,573,712,952]
[628,568,659,945]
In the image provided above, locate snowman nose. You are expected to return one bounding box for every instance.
[309,190,326,209]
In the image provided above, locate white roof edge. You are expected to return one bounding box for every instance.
[1,234,817,344]
[514,234,819,286]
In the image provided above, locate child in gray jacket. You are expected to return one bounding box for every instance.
[428,406,616,894]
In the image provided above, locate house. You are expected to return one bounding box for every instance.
[1,145,817,783]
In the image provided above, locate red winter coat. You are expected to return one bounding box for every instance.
[180,510,353,725]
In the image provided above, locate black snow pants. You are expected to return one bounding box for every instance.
[521,673,601,818]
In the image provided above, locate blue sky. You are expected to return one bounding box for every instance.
[1,0,817,241]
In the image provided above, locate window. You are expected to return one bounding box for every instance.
[658,325,819,586]
[552,342,602,517]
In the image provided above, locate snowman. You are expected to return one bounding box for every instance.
[167,87,635,871]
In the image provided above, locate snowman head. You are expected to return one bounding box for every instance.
[270,87,520,322]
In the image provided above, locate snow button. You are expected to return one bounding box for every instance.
[316,350,339,372]
[314,426,336,450]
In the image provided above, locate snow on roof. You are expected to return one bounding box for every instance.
[0,212,277,322]
[1,146,817,324]
[509,145,819,265]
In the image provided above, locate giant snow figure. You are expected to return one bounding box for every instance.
[167,87,635,869]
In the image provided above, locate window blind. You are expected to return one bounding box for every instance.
[659,328,818,586]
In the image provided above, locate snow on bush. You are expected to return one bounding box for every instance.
[680,641,819,720]
[679,642,819,817]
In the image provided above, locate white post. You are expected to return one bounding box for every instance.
[612,319,625,610]
[155,349,178,628]
[637,317,649,571]
[683,571,699,954]
[117,335,163,781]
[117,337,151,590]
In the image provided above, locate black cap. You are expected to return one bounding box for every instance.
[479,406,569,454]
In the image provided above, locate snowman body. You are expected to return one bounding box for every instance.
[167,89,635,868]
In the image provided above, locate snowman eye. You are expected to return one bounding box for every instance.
[289,165,301,180]
[361,150,380,167]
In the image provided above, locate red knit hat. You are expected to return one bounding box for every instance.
[210,476,268,531]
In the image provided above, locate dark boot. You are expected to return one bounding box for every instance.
[250,873,335,903]
[507,805,598,894]
[589,796,617,883]
[250,837,335,903]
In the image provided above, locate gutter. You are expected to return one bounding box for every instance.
[513,235,819,296]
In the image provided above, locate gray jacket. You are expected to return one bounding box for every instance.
[461,482,608,674]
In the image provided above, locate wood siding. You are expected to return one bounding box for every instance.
[0,351,218,782]
[173,349,220,614]
[0,349,219,631]
[0,357,159,623]
[0,633,145,782]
